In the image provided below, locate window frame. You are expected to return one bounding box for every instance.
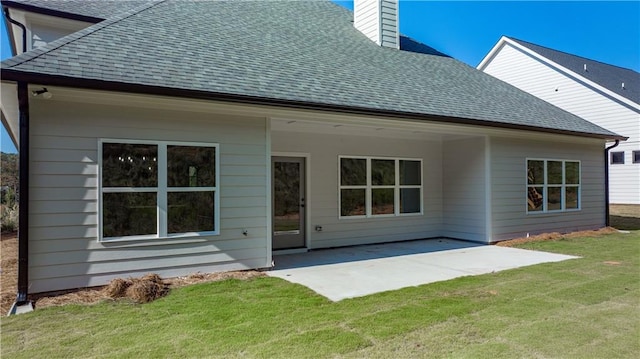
[338,155,423,219]
[610,151,625,165]
[632,151,640,164]
[99,139,220,242]
[526,158,581,214]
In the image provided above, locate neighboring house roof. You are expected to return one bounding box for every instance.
[0,0,622,139]
[506,37,639,105]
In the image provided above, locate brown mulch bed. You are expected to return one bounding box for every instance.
[0,231,264,315]
[494,227,619,247]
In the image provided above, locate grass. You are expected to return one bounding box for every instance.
[1,231,639,358]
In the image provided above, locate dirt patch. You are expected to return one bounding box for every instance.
[495,227,619,247]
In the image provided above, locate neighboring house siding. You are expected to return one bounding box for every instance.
[353,0,380,45]
[482,42,640,204]
[491,137,605,241]
[28,98,270,293]
[271,131,442,248]
[442,137,487,242]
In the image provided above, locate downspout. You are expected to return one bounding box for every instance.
[604,140,620,227]
[3,7,27,54]
[8,82,33,315]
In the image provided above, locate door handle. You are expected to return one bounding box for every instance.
[300,198,305,208]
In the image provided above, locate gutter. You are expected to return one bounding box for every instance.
[604,140,620,227]
[0,70,628,142]
[3,6,26,54]
[8,81,33,315]
[2,0,103,23]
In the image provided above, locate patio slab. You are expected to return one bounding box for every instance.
[267,238,579,301]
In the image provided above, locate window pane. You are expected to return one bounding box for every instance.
[565,162,580,184]
[633,151,640,164]
[340,189,365,216]
[527,186,543,212]
[168,146,216,187]
[611,151,624,165]
[547,187,562,211]
[371,159,395,186]
[102,143,158,187]
[273,162,300,233]
[103,192,157,237]
[400,188,420,213]
[527,160,544,185]
[400,160,421,185]
[547,161,563,184]
[168,191,215,234]
[340,158,366,186]
[372,188,394,215]
[566,187,579,209]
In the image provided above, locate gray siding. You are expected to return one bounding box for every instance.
[490,137,605,241]
[28,97,270,292]
[272,131,442,248]
[442,137,487,242]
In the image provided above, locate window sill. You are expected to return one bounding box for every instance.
[339,212,423,220]
[526,209,581,215]
[99,230,220,243]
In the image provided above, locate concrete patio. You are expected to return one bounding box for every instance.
[267,238,579,301]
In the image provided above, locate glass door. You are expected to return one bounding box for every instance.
[272,156,306,250]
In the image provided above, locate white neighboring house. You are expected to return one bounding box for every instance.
[478,36,640,205]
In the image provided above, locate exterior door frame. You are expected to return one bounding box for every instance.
[271,152,310,252]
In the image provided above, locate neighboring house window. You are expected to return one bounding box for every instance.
[527,159,580,213]
[633,151,640,164]
[99,140,219,241]
[339,156,422,218]
[610,151,624,164]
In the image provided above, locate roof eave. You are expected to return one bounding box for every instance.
[0,69,627,142]
[1,0,104,23]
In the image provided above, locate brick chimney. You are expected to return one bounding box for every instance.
[354,0,399,49]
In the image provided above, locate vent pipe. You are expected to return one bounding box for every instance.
[354,0,399,49]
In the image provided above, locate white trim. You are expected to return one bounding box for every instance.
[266,118,273,263]
[526,158,581,214]
[484,135,493,242]
[98,139,220,242]
[338,155,423,219]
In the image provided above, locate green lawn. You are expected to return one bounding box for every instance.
[2,232,639,358]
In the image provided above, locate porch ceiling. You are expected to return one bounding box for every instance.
[270,117,481,142]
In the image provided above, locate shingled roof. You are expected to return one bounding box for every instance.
[1,0,622,139]
[509,37,639,104]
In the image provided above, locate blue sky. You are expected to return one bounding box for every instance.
[1,1,639,153]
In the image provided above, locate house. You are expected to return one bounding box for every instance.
[1,0,624,311]
[478,36,639,205]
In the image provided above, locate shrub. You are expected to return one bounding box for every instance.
[0,204,18,232]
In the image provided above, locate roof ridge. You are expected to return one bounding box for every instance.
[1,0,165,69]
[507,36,639,74]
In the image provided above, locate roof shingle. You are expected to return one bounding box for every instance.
[1,0,621,139]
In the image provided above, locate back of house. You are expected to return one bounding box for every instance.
[1,0,624,303]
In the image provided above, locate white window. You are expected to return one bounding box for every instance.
[527,159,580,213]
[610,151,624,165]
[99,139,219,241]
[339,156,422,218]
